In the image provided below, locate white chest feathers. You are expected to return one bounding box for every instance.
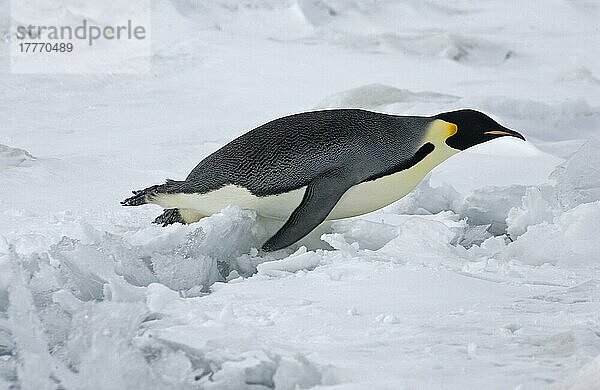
[151,120,460,221]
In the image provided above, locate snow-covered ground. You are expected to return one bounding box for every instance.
[1,1,600,388]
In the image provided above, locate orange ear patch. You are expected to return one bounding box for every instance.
[446,122,458,137]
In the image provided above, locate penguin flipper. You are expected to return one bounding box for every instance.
[262,168,351,252]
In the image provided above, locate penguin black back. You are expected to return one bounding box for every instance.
[177,109,431,196]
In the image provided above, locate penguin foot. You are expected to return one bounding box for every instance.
[153,208,185,226]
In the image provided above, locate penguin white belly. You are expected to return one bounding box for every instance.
[329,142,457,219]
[151,185,305,220]
[152,141,457,221]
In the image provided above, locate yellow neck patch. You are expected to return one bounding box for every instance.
[423,119,459,149]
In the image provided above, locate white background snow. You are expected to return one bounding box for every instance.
[1,1,600,389]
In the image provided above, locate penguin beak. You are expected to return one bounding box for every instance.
[484,129,526,141]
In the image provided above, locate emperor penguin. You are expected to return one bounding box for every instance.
[122,109,525,251]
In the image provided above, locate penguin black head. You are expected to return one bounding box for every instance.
[434,109,525,151]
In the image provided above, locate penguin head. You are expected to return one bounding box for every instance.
[435,109,525,151]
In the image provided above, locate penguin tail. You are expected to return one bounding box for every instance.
[121,179,185,207]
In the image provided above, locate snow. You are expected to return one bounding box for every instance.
[1,0,600,389]
[0,144,35,169]
[256,247,322,276]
